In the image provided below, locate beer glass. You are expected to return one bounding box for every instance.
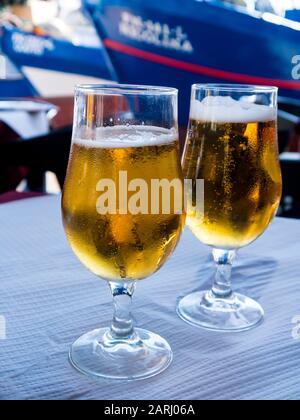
[62,84,185,380]
[178,84,282,331]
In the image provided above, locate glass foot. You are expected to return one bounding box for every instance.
[69,328,173,381]
[177,291,264,332]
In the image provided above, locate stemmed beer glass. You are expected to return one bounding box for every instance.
[62,84,185,380]
[178,84,282,332]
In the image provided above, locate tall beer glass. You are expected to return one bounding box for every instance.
[62,85,185,380]
[178,84,282,331]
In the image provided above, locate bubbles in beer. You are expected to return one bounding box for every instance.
[63,126,184,281]
[184,98,281,250]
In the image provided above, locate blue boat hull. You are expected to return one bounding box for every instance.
[0,25,116,99]
[1,27,116,80]
[86,0,300,123]
[0,78,37,97]
[2,0,300,125]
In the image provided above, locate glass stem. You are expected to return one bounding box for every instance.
[109,281,136,340]
[211,249,236,299]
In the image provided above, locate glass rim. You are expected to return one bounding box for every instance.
[75,84,178,96]
[192,83,278,93]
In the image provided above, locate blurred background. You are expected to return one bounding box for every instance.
[1,0,300,216]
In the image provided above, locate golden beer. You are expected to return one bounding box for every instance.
[184,107,282,250]
[62,126,185,281]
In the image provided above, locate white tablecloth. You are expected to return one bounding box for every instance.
[0,196,300,400]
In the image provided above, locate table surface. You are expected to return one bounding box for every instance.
[0,196,300,401]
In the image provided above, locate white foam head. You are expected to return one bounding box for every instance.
[74,125,177,148]
[191,96,276,123]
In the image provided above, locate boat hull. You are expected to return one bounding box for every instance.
[87,0,300,123]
